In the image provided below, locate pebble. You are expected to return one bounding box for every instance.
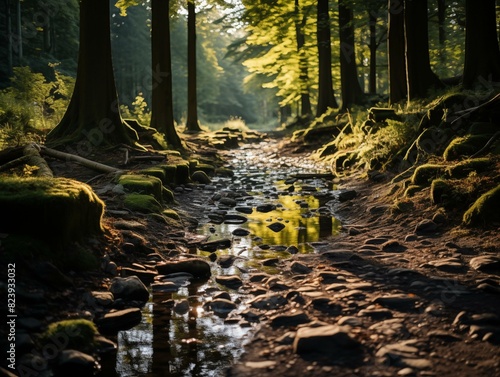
[215,275,243,289]
[372,294,418,311]
[415,219,438,234]
[267,222,286,232]
[249,294,288,310]
[293,325,361,357]
[110,276,150,303]
[271,311,310,327]
[95,308,142,333]
[290,261,312,274]
[469,255,500,273]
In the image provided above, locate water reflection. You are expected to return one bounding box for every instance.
[115,283,250,377]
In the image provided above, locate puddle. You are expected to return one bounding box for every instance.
[113,143,341,376]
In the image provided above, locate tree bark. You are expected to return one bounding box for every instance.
[46,0,138,151]
[368,10,377,95]
[404,0,443,102]
[463,0,500,89]
[150,0,183,148]
[316,0,338,116]
[388,0,406,104]
[339,0,364,111]
[185,0,201,132]
[294,0,312,117]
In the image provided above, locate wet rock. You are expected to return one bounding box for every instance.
[121,267,158,285]
[293,325,361,357]
[372,294,418,311]
[470,255,500,273]
[205,299,237,315]
[262,258,280,267]
[249,294,287,310]
[55,350,99,377]
[96,308,142,333]
[156,259,211,278]
[286,245,299,254]
[110,276,149,303]
[217,255,240,268]
[271,311,310,327]
[151,282,179,293]
[267,222,285,232]
[174,300,190,315]
[249,273,270,283]
[235,206,253,214]
[415,219,438,234]
[256,204,276,213]
[215,275,243,289]
[232,228,250,236]
[290,261,312,274]
[224,214,248,224]
[199,238,232,252]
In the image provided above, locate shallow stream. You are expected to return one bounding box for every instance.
[112,142,342,376]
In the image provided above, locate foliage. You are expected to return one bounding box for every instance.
[120,94,152,127]
[0,66,74,149]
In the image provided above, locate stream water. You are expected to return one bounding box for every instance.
[112,142,342,376]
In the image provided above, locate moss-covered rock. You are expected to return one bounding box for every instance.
[162,187,175,203]
[443,134,492,161]
[42,319,98,353]
[124,193,162,213]
[463,185,500,226]
[118,174,163,202]
[0,177,104,246]
[411,164,446,185]
[404,185,423,197]
[430,179,452,205]
[191,170,211,184]
[446,158,493,179]
[162,209,180,220]
[140,167,166,184]
[175,163,191,184]
[158,164,177,185]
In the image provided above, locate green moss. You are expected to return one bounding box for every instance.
[463,185,500,226]
[158,164,177,185]
[446,158,492,179]
[162,209,180,220]
[118,174,163,202]
[430,179,452,205]
[411,164,446,185]
[124,193,162,213]
[0,177,104,246]
[162,187,175,203]
[140,168,166,184]
[42,319,98,353]
[404,185,423,197]
[443,135,491,161]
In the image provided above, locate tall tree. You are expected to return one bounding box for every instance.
[463,0,500,89]
[185,0,202,132]
[150,0,183,148]
[294,0,312,117]
[388,0,406,104]
[316,0,337,116]
[46,0,138,149]
[338,0,364,110]
[404,0,443,102]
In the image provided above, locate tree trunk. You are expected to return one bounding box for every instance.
[404,0,443,102]
[368,10,377,95]
[46,0,138,151]
[388,0,407,104]
[185,0,201,132]
[150,0,183,148]
[339,0,364,111]
[316,0,338,117]
[294,0,312,117]
[15,0,21,62]
[463,0,500,89]
[437,0,446,63]
[43,17,52,53]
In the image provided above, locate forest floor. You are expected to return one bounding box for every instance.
[3,132,500,377]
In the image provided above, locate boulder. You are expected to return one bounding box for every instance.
[110,276,149,303]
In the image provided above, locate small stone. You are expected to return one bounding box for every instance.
[156,259,211,278]
[293,325,361,357]
[174,300,190,315]
[256,204,276,213]
[268,222,286,232]
[235,206,253,214]
[415,219,438,234]
[151,282,179,293]
[245,361,276,369]
[286,245,299,254]
[290,261,312,274]
[215,275,243,289]
[96,308,142,333]
[249,294,287,310]
[358,309,393,320]
[470,255,500,273]
[56,350,99,376]
[398,368,416,376]
[337,189,357,202]
[372,294,417,311]
[110,276,149,303]
[205,299,237,315]
[232,228,250,236]
[337,316,362,327]
[219,197,237,207]
[88,291,114,307]
[271,311,310,327]
[381,240,407,252]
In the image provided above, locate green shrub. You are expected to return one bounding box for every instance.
[42,319,98,353]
